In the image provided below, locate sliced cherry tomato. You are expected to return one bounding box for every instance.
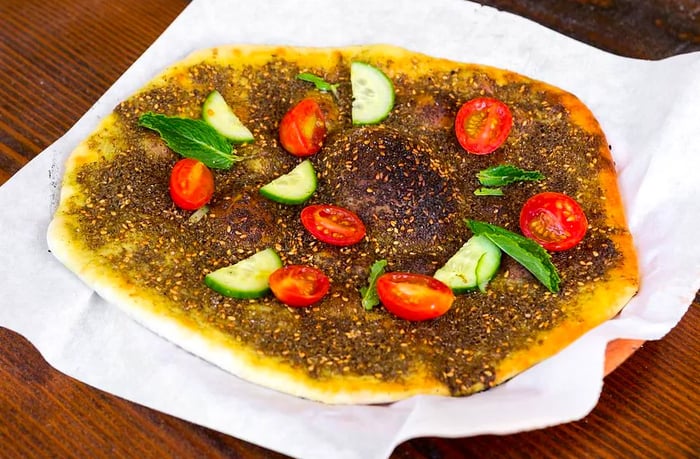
[376,272,455,321]
[519,192,588,251]
[169,158,215,210]
[279,98,327,157]
[300,204,366,246]
[454,97,513,155]
[269,265,330,307]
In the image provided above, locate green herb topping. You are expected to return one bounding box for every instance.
[477,164,544,187]
[359,259,388,310]
[466,219,561,292]
[138,112,243,170]
[296,72,339,98]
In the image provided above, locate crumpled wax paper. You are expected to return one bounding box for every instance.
[1,0,699,458]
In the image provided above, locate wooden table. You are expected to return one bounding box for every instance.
[1,0,698,457]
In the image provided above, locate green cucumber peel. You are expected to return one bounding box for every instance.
[202,90,254,143]
[466,219,561,293]
[474,252,490,292]
[434,234,501,294]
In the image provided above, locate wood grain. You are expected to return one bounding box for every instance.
[475,0,700,59]
[1,0,698,457]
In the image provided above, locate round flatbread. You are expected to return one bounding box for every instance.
[47,44,639,404]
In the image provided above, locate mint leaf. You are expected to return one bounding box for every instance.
[466,219,560,292]
[296,72,339,98]
[474,187,504,196]
[477,164,544,187]
[359,259,388,310]
[139,112,242,170]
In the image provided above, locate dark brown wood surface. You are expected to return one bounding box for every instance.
[1,1,698,457]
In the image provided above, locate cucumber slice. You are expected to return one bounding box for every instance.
[202,90,254,142]
[259,159,317,205]
[204,248,282,299]
[350,62,395,125]
[434,235,501,293]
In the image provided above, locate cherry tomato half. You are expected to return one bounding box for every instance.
[279,98,327,157]
[519,192,588,251]
[169,158,215,210]
[454,97,513,155]
[300,204,366,247]
[376,272,455,321]
[269,265,330,307]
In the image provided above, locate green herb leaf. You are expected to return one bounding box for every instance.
[477,164,544,187]
[296,72,339,98]
[139,112,242,170]
[474,187,504,196]
[466,219,560,292]
[359,259,388,310]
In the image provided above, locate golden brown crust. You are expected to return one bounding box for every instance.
[488,87,639,389]
[49,210,447,403]
[48,44,639,404]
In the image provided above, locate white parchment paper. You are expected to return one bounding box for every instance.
[2,1,699,458]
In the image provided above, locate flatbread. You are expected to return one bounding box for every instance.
[47,44,639,404]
